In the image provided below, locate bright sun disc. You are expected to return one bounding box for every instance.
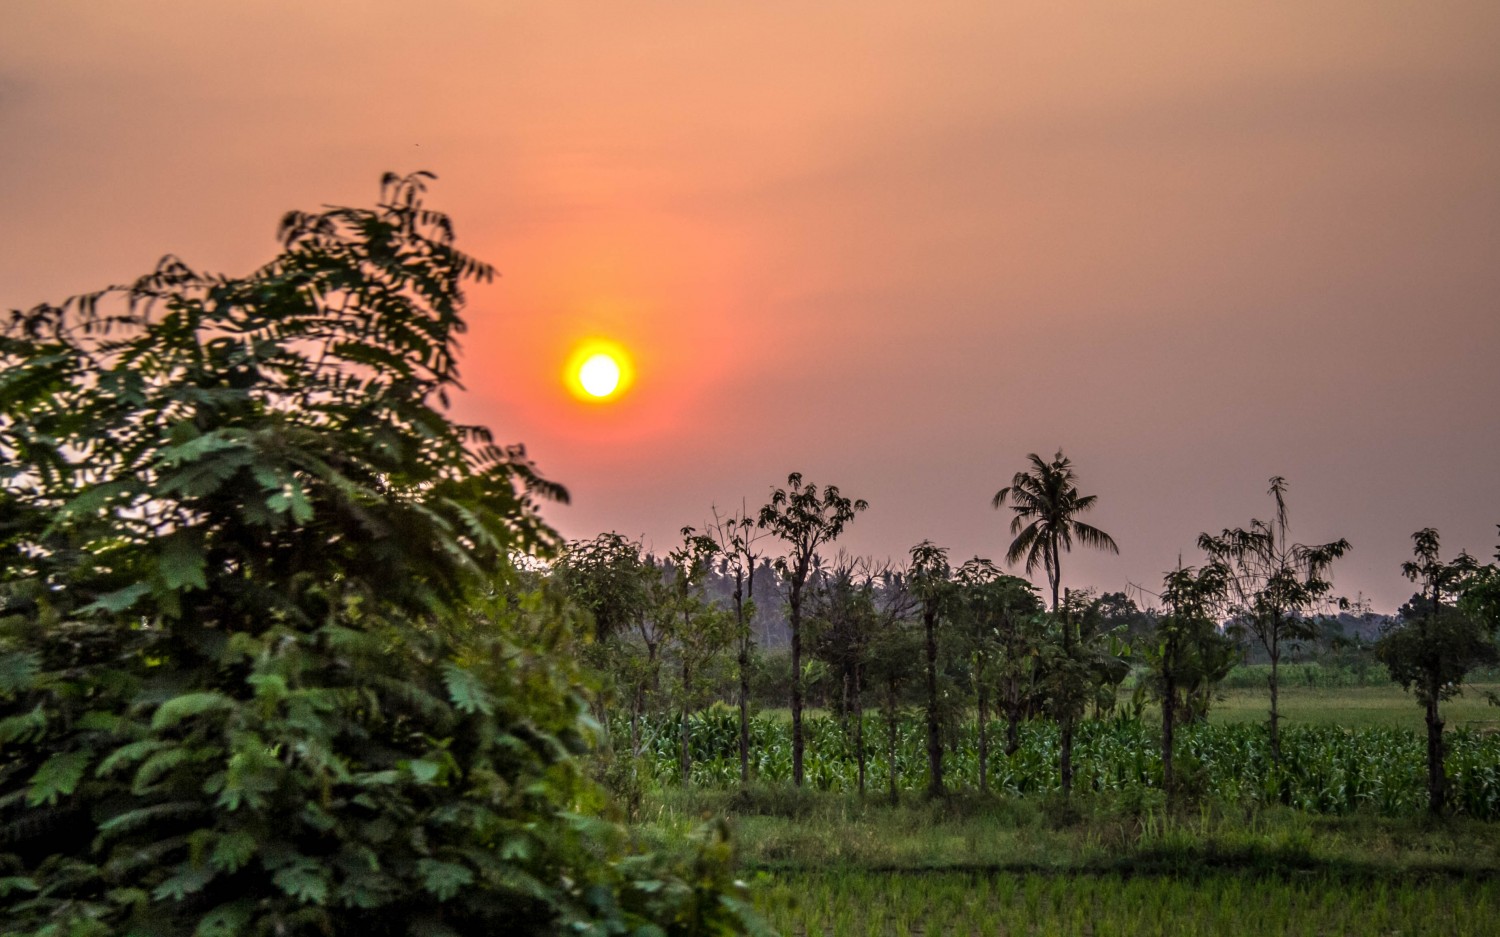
[565,339,634,402]
[578,353,621,397]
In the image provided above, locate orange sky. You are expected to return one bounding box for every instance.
[4,1,1498,611]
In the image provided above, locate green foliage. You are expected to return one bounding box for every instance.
[0,175,758,936]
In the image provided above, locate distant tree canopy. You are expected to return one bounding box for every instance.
[0,174,755,936]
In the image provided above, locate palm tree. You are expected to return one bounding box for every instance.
[992,450,1119,613]
[993,450,1118,798]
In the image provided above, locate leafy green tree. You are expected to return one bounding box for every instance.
[1198,476,1349,769]
[986,581,1047,758]
[951,559,1043,791]
[552,532,656,756]
[758,473,866,788]
[1375,528,1498,814]
[0,175,757,936]
[554,531,652,644]
[705,504,766,787]
[992,451,1117,796]
[1152,561,1232,802]
[1036,590,1130,796]
[1093,591,1158,646]
[865,586,919,806]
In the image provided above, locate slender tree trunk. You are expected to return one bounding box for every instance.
[648,639,660,697]
[738,633,750,785]
[1423,594,1445,815]
[1005,670,1022,757]
[1060,721,1074,797]
[791,583,805,788]
[924,606,943,798]
[842,669,852,734]
[1162,664,1177,805]
[1059,582,1074,798]
[736,580,751,787]
[680,659,692,785]
[886,678,900,806]
[977,680,990,793]
[631,685,642,758]
[1267,628,1282,771]
[855,667,867,798]
[1426,684,1446,815]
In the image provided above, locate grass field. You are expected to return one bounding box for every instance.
[752,870,1498,936]
[758,680,1500,732]
[1208,682,1500,731]
[638,787,1500,935]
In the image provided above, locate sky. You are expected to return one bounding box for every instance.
[3,1,1498,612]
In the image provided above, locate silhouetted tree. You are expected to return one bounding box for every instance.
[992,450,1119,614]
[1375,528,1497,814]
[758,473,866,787]
[662,529,734,784]
[806,554,882,796]
[1198,476,1349,769]
[952,560,1040,790]
[908,541,952,798]
[706,503,767,786]
[1152,560,1232,802]
[993,451,1118,796]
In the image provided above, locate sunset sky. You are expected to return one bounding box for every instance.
[4,2,1498,612]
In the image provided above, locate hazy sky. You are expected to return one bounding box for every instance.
[4,2,1498,611]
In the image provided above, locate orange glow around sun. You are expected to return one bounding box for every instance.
[565,338,634,402]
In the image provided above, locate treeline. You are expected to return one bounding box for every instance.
[551,461,1500,815]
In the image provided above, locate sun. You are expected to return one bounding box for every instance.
[565,339,634,402]
[579,353,620,397]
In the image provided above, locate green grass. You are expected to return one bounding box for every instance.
[758,682,1500,731]
[752,869,1499,937]
[1207,682,1500,731]
[641,787,1500,877]
[637,788,1500,935]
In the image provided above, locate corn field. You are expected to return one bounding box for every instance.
[616,708,1500,819]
